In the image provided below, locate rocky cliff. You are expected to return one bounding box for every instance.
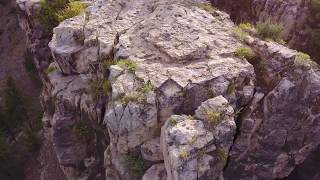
[15,0,320,180]
[211,0,320,63]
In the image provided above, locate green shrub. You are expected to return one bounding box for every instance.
[56,1,87,22]
[88,79,110,100]
[124,154,147,177]
[179,149,189,159]
[226,81,236,95]
[38,0,86,32]
[197,3,215,12]
[295,52,311,61]
[140,81,154,94]
[217,148,227,165]
[120,92,146,106]
[256,21,283,41]
[45,66,56,74]
[232,26,249,41]
[232,23,255,41]
[169,117,178,126]
[235,46,255,59]
[116,60,137,73]
[311,0,320,12]
[205,111,221,124]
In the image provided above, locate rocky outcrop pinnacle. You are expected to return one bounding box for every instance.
[15,0,320,179]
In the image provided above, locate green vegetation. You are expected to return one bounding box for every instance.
[0,77,43,179]
[124,153,147,177]
[38,0,86,32]
[188,136,197,145]
[197,3,215,12]
[256,21,283,41]
[116,60,138,73]
[217,148,228,166]
[120,92,147,106]
[179,149,189,159]
[56,1,87,22]
[310,0,320,12]
[205,110,221,124]
[232,23,255,41]
[232,26,249,41]
[235,46,255,60]
[226,81,236,95]
[45,66,56,74]
[140,81,154,94]
[169,117,178,126]
[295,52,311,61]
[88,79,111,100]
[72,122,90,137]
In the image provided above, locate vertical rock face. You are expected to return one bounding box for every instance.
[211,0,320,63]
[224,38,320,180]
[15,0,320,180]
[161,96,236,180]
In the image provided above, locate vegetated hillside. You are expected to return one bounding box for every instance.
[8,0,320,180]
[0,0,43,179]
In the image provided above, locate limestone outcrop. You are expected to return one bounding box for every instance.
[211,0,320,63]
[15,0,320,179]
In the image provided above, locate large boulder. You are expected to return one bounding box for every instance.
[161,96,236,180]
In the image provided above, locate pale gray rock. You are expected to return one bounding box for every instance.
[142,164,167,180]
[224,39,320,180]
[161,96,236,180]
[141,137,163,162]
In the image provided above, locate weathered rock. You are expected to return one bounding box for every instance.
[224,38,320,179]
[142,164,167,180]
[73,0,255,179]
[211,0,320,62]
[161,96,236,180]
[141,137,163,162]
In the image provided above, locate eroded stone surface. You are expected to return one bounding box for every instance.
[161,96,236,180]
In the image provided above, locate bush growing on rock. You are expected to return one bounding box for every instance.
[124,153,147,177]
[38,0,86,32]
[256,21,283,41]
[116,59,137,73]
[56,1,87,22]
[197,3,215,12]
[295,52,311,62]
[235,46,255,60]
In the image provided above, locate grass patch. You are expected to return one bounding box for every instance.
[197,3,215,12]
[205,111,221,124]
[295,52,311,61]
[226,81,236,95]
[120,92,147,106]
[56,1,87,22]
[38,0,86,33]
[256,21,283,41]
[116,59,137,73]
[124,153,147,177]
[217,148,227,166]
[235,46,255,60]
[232,23,255,41]
[88,79,111,100]
[179,149,189,159]
[169,117,178,127]
[45,66,56,74]
[232,26,249,41]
